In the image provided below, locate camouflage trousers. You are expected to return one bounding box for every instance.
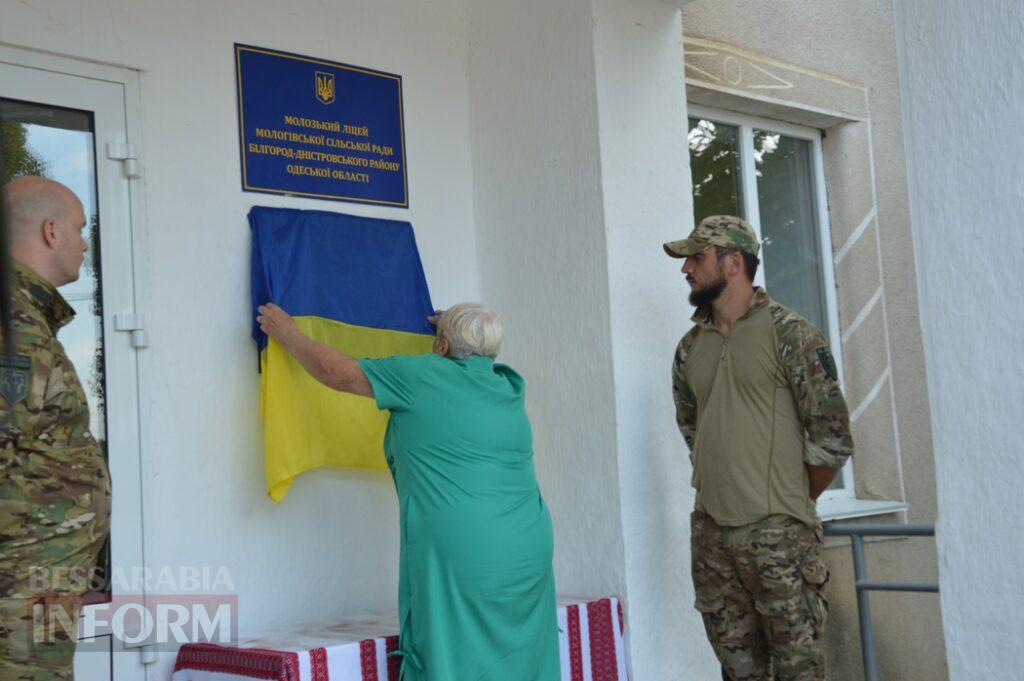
[0,596,81,680]
[0,508,106,681]
[691,512,829,681]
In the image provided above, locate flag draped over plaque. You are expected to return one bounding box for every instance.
[250,206,435,502]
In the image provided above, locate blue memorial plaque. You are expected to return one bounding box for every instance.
[235,44,408,207]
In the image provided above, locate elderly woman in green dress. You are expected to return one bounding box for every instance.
[257,301,559,681]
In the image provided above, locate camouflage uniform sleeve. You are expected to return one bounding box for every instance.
[0,316,55,444]
[671,330,699,458]
[777,314,853,469]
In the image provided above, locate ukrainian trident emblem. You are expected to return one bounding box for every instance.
[315,71,336,105]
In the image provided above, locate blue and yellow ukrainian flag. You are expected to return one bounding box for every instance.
[250,206,435,503]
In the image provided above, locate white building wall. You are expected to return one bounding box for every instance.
[1,1,479,678]
[893,1,1024,679]
[464,0,628,601]
[591,1,715,678]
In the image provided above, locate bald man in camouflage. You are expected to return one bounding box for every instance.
[0,177,111,680]
[666,216,853,681]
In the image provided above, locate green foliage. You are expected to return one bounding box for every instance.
[0,121,48,184]
[753,131,828,333]
[87,212,107,446]
[688,118,743,223]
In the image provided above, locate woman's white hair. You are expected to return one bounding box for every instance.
[437,303,504,360]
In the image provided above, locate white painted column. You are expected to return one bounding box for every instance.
[894,1,1024,679]
[591,1,715,678]
[465,0,628,602]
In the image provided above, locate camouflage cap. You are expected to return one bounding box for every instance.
[663,215,760,258]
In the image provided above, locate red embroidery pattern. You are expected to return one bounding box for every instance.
[384,635,402,681]
[587,599,619,680]
[567,604,584,681]
[359,639,378,681]
[173,644,300,680]
[310,647,329,681]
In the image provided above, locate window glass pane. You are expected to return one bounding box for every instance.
[688,117,744,224]
[754,130,830,341]
[1,99,104,440]
[753,129,843,492]
[1,98,109,580]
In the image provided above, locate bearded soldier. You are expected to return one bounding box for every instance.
[666,215,852,681]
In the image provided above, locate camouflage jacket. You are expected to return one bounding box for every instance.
[672,288,853,470]
[0,262,110,597]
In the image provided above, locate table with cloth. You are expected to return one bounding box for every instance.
[172,596,628,681]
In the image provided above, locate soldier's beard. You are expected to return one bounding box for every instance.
[688,271,727,309]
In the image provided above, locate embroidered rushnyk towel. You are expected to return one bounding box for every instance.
[172,597,629,681]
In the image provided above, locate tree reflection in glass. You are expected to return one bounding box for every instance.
[753,129,829,340]
[688,118,744,224]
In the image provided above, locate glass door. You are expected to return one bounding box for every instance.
[1,51,146,681]
[1,98,108,490]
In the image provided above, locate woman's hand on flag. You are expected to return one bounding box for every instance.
[258,302,372,398]
[258,303,301,345]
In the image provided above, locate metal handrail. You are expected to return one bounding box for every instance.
[823,523,938,681]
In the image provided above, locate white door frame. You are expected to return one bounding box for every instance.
[0,42,152,680]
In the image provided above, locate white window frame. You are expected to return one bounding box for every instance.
[687,105,854,500]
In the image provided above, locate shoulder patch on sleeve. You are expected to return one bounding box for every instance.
[0,354,32,406]
[816,346,838,381]
[0,369,30,405]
